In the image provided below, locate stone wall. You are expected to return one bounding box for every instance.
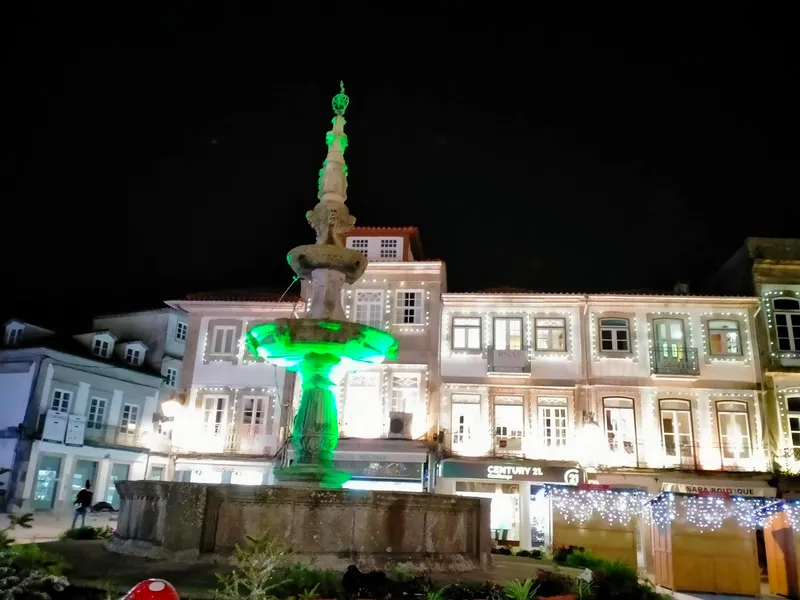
[107,481,492,572]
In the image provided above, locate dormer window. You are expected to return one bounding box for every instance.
[176,321,188,342]
[5,324,24,346]
[91,333,115,358]
[347,238,369,255]
[123,342,147,366]
[379,239,398,260]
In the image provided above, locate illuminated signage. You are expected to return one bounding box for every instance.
[439,461,582,484]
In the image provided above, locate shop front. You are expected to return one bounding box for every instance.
[435,458,583,550]
[174,458,272,485]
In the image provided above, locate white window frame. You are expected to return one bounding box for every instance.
[120,403,140,432]
[379,238,398,260]
[347,238,369,255]
[452,317,482,351]
[354,290,385,329]
[534,318,567,352]
[539,404,568,448]
[203,396,227,435]
[125,347,142,365]
[451,394,481,448]
[598,318,631,353]
[165,367,178,387]
[92,337,111,358]
[787,396,800,460]
[774,297,800,352]
[176,321,188,342]
[86,397,107,430]
[344,372,382,438]
[210,326,237,355]
[707,319,742,356]
[659,399,694,460]
[51,389,72,413]
[494,317,524,351]
[393,290,424,325]
[494,404,524,440]
[603,397,637,463]
[5,326,24,345]
[389,373,421,413]
[716,401,752,461]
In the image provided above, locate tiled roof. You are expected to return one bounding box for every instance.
[348,226,419,234]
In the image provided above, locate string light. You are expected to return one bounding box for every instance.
[762,290,800,359]
[544,485,647,526]
[649,493,774,532]
[699,311,754,365]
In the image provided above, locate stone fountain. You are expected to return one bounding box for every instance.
[108,85,491,571]
[246,82,398,489]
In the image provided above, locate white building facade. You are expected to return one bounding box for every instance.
[435,292,769,551]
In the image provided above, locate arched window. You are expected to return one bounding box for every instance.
[774,297,800,352]
[786,397,800,459]
[659,399,694,460]
[602,397,636,463]
[716,401,751,461]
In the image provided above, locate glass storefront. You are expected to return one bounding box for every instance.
[33,455,61,510]
[530,485,553,549]
[105,463,130,508]
[72,459,97,498]
[456,481,521,543]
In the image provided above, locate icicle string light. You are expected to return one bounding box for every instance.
[649,493,774,532]
[544,485,647,526]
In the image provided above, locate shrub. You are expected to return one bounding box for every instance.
[60,525,114,541]
[534,568,574,597]
[551,545,584,565]
[564,550,605,571]
[268,563,344,599]
[215,530,294,600]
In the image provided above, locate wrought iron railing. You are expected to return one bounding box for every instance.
[650,346,700,376]
[487,345,530,373]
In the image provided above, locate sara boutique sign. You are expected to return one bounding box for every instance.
[661,482,777,498]
[439,460,582,485]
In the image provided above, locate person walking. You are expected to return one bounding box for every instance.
[71,480,93,529]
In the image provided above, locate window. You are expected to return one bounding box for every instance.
[774,298,800,352]
[659,399,693,458]
[348,238,369,255]
[394,291,423,325]
[125,347,142,365]
[603,397,636,458]
[717,401,751,460]
[452,317,481,350]
[540,404,568,447]
[86,397,107,430]
[599,318,630,352]
[495,404,524,440]
[653,318,686,359]
[165,367,178,387]
[210,326,236,355]
[176,322,188,341]
[390,374,420,413]
[379,239,398,260]
[535,318,566,351]
[451,394,481,447]
[354,291,384,329]
[242,397,264,426]
[707,320,741,355]
[51,390,72,413]
[203,397,226,435]
[494,318,523,351]
[788,397,800,457]
[5,326,24,345]
[92,337,110,358]
[148,466,164,481]
[344,373,381,438]
[120,404,139,431]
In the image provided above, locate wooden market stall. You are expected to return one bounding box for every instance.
[762,501,800,599]
[546,485,644,568]
[649,492,763,596]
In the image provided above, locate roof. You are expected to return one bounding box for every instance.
[346,226,425,260]
[183,288,303,302]
[93,306,186,319]
[442,291,759,305]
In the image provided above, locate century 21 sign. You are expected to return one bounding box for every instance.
[439,460,581,484]
[487,465,544,479]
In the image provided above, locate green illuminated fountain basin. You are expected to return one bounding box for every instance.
[247,318,398,488]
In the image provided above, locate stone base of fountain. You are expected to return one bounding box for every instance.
[107,481,492,572]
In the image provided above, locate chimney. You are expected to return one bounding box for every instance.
[673,282,690,295]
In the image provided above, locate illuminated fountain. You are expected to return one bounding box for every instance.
[246,82,398,488]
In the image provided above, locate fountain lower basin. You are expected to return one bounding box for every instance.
[107,481,492,572]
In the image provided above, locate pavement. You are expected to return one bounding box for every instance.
[2,511,118,543]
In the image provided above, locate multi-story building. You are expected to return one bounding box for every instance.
[164,291,301,485]
[707,238,800,489]
[0,319,167,514]
[166,226,446,492]
[435,291,770,554]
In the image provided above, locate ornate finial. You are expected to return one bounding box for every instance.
[332,81,349,116]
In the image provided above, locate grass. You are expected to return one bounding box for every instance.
[35,540,581,599]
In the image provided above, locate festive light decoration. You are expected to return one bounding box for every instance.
[699,311,754,364]
[544,485,647,526]
[762,290,800,359]
[649,493,774,532]
[589,312,640,363]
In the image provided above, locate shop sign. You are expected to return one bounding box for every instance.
[440,461,582,484]
[661,482,777,498]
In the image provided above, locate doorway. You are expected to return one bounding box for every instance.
[653,319,686,360]
[32,455,62,510]
[105,463,130,508]
[71,460,98,502]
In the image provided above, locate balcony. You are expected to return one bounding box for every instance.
[84,424,172,453]
[590,439,768,472]
[487,345,530,374]
[649,346,700,377]
[171,424,275,456]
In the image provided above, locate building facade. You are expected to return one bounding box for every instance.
[435,292,770,553]
[0,320,167,514]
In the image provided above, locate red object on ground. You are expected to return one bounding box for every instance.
[121,579,179,600]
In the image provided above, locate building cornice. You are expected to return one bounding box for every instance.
[442,293,759,308]
[165,300,303,315]
[363,261,445,275]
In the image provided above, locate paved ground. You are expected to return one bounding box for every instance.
[4,511,118,543]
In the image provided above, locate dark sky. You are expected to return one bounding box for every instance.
[3,4,798,328]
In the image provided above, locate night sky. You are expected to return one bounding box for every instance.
[3,4,798,329]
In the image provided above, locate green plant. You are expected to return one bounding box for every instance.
[503,578,540,600]
[534,568,574,597]
[267,563,343,599]
[564,549,605,571]
[388,564,419,582]
[425,583,452,600]
[215,530,292,600]
[59,526,114,541]
[571,576,595,600]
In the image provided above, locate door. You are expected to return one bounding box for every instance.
[653,319,686,360]
[71,460,98,503]
[451,402,481,451]
[32,456,62,510]
[105,463,130,508]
